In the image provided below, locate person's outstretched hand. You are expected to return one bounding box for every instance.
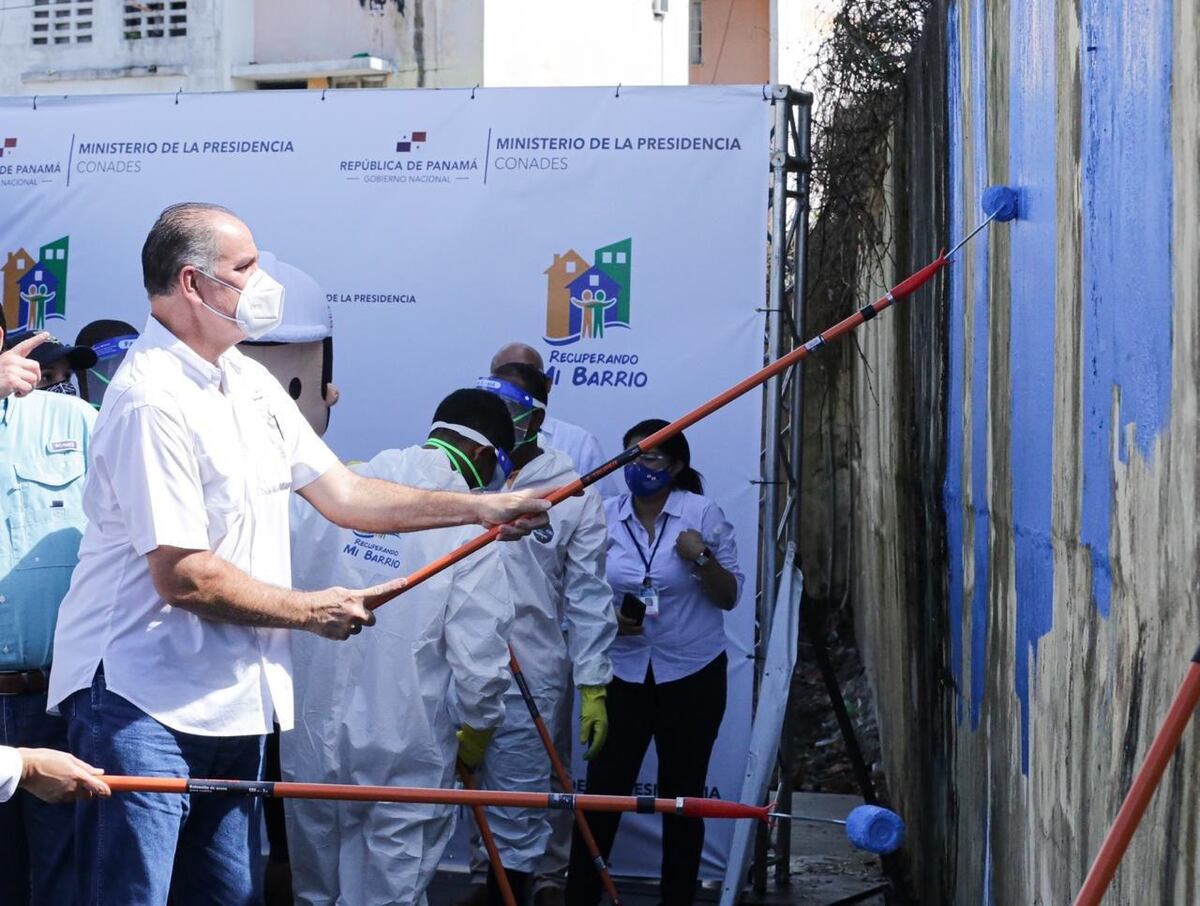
[0,332,49,399]
[17,748,111,802]
[476,489,551,540]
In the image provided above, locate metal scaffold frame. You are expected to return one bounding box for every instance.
[754,83,812,894]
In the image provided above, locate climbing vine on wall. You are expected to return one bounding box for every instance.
[807,0,931,297]
[797,0,933,605]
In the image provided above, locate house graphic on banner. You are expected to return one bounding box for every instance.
[543,238,632,346]
[2,236,69,331]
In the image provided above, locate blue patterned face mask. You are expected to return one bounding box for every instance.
[623,461,672,497]
[46,378,78,396]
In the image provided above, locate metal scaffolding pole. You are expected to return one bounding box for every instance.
[759,89,790,644]
[753,84,812,898]
[774,94,812,888]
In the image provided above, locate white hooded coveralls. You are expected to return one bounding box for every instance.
[471,446,617,875]
[282,446,514,906]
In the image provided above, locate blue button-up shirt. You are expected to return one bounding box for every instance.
[605,489,744,684]
[0,390,94,671]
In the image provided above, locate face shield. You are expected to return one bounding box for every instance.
[83,334,138,408]
[475,377,545,447]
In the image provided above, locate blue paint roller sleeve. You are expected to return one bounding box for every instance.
[845,804,906,855]
[982,184,1020,222]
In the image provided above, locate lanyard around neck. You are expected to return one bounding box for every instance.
[624,512,671,579]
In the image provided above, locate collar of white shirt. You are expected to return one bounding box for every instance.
[616,487,686,524]
[140,314,242,390]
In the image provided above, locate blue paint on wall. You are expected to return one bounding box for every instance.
[944,0,1176,757]
[944,0,966,726]
[1079,0,1174,619]
[1007,0,1057,774]
[966,0,991,731]
[944,0,993,731]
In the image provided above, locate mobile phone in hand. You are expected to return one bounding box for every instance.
[620,592,646,626]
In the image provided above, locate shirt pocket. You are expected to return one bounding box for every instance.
[250,400,293,495]
[195,450,245,515]
[9,458,87,569]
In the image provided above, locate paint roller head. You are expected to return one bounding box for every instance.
[845,804,906,855]
[982,185,1019,222]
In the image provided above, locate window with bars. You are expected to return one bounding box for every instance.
[329,75,389,89]
[30,0,93,47]
[124,1,188,40]
[689,0,703,65]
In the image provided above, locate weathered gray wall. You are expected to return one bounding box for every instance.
[845,0,1200,902]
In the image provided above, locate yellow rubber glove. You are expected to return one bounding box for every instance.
[579,685,609,760]
[455,725,495,769]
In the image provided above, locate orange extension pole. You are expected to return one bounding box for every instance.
[507,645,623,904]
[102,775,775,821]
[458,764,516,906]
[1073,646,1200,906]
[363,252,951,612]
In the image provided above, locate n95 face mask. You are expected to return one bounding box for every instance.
[197,267,286,340]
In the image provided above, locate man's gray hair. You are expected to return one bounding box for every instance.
[141,202,237,297]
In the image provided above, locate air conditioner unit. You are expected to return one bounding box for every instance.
[652,0,668,19]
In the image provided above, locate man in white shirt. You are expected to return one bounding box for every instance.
[48,203,549,906]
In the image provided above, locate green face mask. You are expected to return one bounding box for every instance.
[512,409,539,448]
[425,437,486,489]
[424,421,514,492]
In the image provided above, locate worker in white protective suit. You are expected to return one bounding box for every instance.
[489,342,621,500]
[281,388,519,906]
[458,363,617,906]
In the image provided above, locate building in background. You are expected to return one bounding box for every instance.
[0,0,688,95]
[688,0,770,84]
[0,0,828,97]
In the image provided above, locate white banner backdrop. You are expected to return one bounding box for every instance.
[0,84,771,879]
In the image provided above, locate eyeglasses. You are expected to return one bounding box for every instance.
[636,451,673,468]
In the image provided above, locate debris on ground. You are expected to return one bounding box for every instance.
[790,603,888,800]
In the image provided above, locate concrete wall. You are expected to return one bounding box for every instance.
[252,0,484,88]
[1,0,682,97]
[689,0,770,85]
[0,0,250,95]
[849,0,1200,901]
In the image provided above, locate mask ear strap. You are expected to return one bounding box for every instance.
[425,437,485,490]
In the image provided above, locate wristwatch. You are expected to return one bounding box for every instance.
[693,547,713,568]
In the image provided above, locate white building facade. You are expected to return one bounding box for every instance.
[0,0,690,96]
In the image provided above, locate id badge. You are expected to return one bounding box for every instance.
[638,584,660,617]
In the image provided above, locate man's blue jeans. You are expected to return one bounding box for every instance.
[0,688,76,905]
[64,669,265,906]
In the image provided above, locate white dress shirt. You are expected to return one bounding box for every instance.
[0,746,21,802]
[48,316,338,736]
[540,415,621,499]
[604,489,744,684]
